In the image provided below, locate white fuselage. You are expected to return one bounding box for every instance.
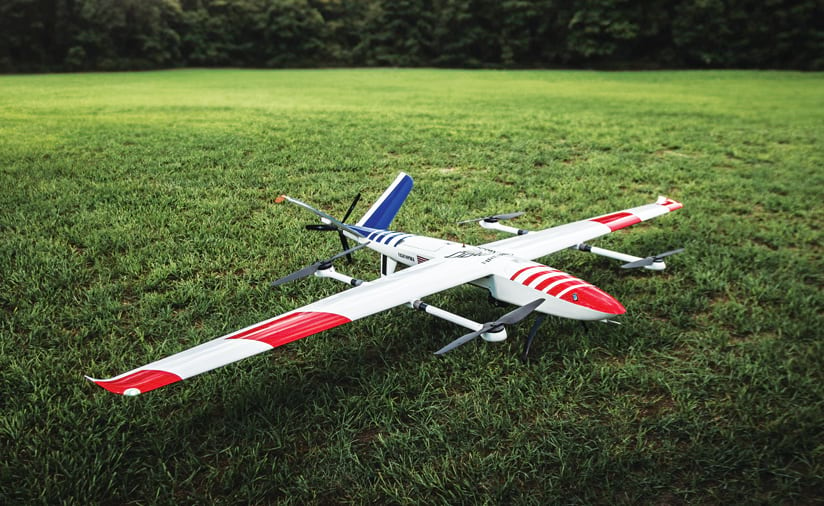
[348,226,626,321]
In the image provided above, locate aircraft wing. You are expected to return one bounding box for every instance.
[483,197,682,260]
[86,258,493,395]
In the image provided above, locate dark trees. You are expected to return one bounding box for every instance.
[1,0,821,72]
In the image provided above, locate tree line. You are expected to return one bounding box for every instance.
[2,0,822,73]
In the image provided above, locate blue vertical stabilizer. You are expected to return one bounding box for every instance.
[355,173,413,229]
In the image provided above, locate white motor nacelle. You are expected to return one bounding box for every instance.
[480,327,508,342]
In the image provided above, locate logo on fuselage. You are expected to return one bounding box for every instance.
[445,247,495,260]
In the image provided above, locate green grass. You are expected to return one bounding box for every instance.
[1,69,822,504]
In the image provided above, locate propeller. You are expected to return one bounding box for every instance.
[434,298,544,355]
[621,247,685,269]
[458,211,525,225]
[304,193,362,263]
[271,243,368,287]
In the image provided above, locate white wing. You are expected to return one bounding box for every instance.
[87,258,494,395]
[483,197,682,260]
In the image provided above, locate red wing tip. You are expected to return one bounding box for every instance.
[656,196,683,211]
[85,370,182,396]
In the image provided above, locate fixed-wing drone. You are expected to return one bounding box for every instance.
[87,173,683,395]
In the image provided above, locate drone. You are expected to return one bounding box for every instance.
[87,173,683,395]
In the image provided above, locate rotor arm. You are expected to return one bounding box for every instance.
[479,220,529,236]
[459,212,529,236]
[411,300,483,332]
[314,265,366,286]
[573,243,673,271]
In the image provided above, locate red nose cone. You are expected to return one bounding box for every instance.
[560,286,626,315]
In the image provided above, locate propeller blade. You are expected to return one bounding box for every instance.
[496,298,545,325]
[620,257,653,269]
[490,211,526,221]
[434,327,488,355]
[621,247,685,269]
[340,193,362,223]
[338,230,352,263]
[434,298,544,355]
[270,244,368,287]
[656,247,686,259]
[278,195,367,239]
[325,242,369,263]
[458,211,525,225]
[305,224,337,231]
[270,262,325,287]
[301,192,362,264]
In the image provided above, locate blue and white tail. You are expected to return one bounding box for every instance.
[355,172,413,230]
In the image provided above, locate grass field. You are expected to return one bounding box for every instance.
[1,69,822,504]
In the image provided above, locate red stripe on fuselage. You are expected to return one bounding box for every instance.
[228,312,351,348]
[591,212,642,232]
[534,272,572,291]
[547,278,585,296]
[510,265,544,281]
[523,270,557,286]
[93,369,182,395]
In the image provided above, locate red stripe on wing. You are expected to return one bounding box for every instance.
[591,212,642,232]
[92,369,182,395]
[228,311,350,348]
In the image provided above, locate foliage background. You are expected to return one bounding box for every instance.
[2,0,823,72]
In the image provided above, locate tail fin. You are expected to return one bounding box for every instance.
[356,172,413,229]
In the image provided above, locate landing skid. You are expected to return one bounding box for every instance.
[521,314,546,363]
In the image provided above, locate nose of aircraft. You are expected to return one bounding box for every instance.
[559,285,626,316]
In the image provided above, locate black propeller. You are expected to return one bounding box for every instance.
[434,298,544,355]
[621,247,685,269]
[305,193,362,263]
[457,211,525,225]
[271,244,368,287]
